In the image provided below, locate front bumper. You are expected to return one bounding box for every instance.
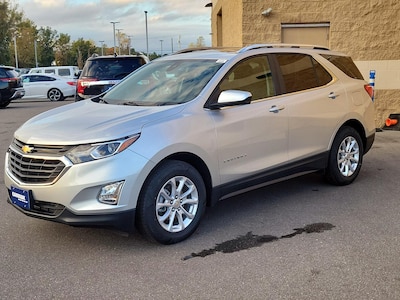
[7,195,136,232]
[4,146,154,232]
[11,88,25,100]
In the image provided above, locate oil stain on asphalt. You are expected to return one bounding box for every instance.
[182,222,335,260]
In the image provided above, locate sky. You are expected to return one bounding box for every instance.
[15,0,213,55]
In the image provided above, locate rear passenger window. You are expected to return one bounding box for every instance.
[58,69,71,76]
[320,54,364,80]
[219,56,275,100]
[275,53,332,93]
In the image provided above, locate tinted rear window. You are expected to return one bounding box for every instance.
[275,53,332,94]
[321,54,364,80]
[82,57,146,80]
[0,68,19,78]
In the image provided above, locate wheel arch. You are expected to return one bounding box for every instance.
[340,119,368,152]
[142,152,214,208]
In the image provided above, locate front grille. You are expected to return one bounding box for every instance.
[32,200,65,216]
[12,139,73,156]
[8,148,66,184]
[7,189,65,216]
[7,139,74,184]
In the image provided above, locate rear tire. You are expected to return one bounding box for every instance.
[325,126,363,186]
[0,101,11,108]
[48,88,64,101]
[136,160,206,244]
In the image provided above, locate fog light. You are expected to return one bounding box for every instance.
[98,181,124,205]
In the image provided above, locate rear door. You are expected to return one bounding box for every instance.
[271,53,347,161]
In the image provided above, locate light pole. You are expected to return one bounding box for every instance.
[144,11,149,57]
[110,21,120,55]
[99,40,104,55]
[34,39,38,67]
[160,39,163,56]
[127,35,132,55]
[116,28,123,55]
[13,35,18,68]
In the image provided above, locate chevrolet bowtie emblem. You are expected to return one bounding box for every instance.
[21,145,34,154]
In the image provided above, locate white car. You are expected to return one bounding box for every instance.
[21,73,76,101]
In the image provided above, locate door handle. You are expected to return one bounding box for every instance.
[269,105,285,113]
[328,92,336,99]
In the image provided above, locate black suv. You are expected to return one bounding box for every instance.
[76,54,149,100]
[0,66,24,108]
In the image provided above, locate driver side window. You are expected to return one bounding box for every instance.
[219,56,275,101]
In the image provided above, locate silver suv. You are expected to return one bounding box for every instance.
[5,45,375,244]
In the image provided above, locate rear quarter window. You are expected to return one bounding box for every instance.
[275,53,332,94]
[321,54,364,80]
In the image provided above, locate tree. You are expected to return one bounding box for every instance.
[71,38,97,69]
[14,19,37,68]
[188,36,206,48]
[55,33,72,65]
[37,26,58,66]
[0,0,23,65]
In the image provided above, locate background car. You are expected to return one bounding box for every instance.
[21,73,76,101]
[75,54,149,100]
[28,66,79,80]
[0,66,24,108]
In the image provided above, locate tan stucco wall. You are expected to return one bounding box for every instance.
[211,0,400,128]
[211,0,243,46]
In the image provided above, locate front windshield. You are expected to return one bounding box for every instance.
[102,59,223,106]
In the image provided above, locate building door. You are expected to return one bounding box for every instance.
[281,23,330,48]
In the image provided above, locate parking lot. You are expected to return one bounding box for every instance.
[1,98,400,299]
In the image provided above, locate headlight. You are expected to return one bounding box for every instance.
[66,134,140,164]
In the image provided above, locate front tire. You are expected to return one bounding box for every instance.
[48,88,64,101]
[136,160,206,244]
[325,126,364,186]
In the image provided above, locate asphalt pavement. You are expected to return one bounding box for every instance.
[1,99,400,299]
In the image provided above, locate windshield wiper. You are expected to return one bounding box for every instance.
[122,101,145,106]
[98,97,108,104]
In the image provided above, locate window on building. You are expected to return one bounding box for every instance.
[275,53,332,93]
[281,23,330,48]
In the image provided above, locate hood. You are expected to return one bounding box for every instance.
[15,100,183,145]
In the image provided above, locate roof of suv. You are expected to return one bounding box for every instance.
[87,54,149,62]
[160,44,345,62]
[0,65,16,71]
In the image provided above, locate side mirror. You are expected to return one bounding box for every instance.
[208,90,252,110]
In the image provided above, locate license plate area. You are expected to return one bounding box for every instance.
[10,186,31,210]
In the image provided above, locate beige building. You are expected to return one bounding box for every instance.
[210,0,400,127]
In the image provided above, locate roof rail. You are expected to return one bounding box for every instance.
[172,47,215,55]
[238,44,330,53]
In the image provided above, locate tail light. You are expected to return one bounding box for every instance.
[67,81,76,86]
[0,77,18,83]
[76,78,97,94]
[364,84,374,100]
